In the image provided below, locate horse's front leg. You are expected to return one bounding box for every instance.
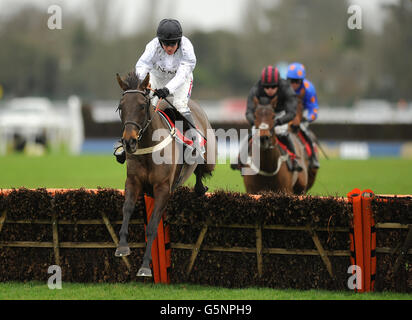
[115,177,141,257]
[137,182,170,277]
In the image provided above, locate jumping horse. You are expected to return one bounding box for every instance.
[242,97,318,194]
[114,71,216,277]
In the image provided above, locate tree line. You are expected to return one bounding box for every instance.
[0,0,411,106]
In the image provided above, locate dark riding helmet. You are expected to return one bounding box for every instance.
[261,65,280,87]
[157,19,183,42]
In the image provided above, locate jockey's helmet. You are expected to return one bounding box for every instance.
[157,19,182,43]
[261,66,280,87]
[287,62,306,80]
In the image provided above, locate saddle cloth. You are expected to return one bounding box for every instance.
[157,109,207,149]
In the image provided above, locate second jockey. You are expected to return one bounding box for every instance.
[234,65,302,172]
[287,62,320,169]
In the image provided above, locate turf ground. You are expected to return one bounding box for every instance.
[1,154,412,196]
[0,282,411,300]
[0,154,411,300]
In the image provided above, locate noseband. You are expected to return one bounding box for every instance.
[121,89,153,141]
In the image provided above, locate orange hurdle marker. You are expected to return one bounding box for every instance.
[361,189,376,292]
[143,195,170,284]
[347,188,364,292]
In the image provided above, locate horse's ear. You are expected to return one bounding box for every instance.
[253,96,259,108]
[139,73,150,90]
[116,73,129,91]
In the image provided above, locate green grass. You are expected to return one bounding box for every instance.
[1,154,411,300]
[0,282,411,300]
[1,154,412,196]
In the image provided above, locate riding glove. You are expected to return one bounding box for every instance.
[154,87,170,99]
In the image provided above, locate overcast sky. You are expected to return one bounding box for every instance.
[0,0,400,34]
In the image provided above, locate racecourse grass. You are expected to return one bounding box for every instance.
[0,282,411,300]
[1,154,412,196]
[1,154,412,300]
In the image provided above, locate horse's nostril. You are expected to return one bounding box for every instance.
[126,138,137,150]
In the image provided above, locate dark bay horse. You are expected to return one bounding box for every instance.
[115,71,216,277]
[242,98,315,194]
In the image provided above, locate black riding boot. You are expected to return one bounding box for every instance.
[300,128,320,169]
[279,134,303,172]
[182,111,205,163]
[113,140,126,164]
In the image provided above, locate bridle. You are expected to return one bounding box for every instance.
[120,89,155,141]
[247,107,289,176]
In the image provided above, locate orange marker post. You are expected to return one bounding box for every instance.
[144,195,170,284]
[361,189,376,292]
[347,188,364,292]
[144,195,160,283]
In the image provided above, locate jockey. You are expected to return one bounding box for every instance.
[114,18,202,164]
[286,62,320,168]
[233,65,302,172]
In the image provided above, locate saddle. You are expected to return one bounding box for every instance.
[297,131,313,158]
[157,107,206,151]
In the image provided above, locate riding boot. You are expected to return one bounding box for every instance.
[300,128,320,169]
[310,147,320,169]
[279,134,303,172]
[182,111,205,163]
[113,140,126,164]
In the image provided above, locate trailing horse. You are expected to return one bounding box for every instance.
[114,71,216,277]
[242,98,317,194]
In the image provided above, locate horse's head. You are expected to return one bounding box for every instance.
[116,72,151,154]
[253,96,277,150]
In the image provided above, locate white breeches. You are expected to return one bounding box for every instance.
[149,73,193,114]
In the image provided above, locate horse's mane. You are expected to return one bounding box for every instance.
[123,71,140,90]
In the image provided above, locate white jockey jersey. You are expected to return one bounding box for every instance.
[135,36,196,94]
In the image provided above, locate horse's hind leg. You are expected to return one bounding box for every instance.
[194,165,209,195]
[116,178,141,257]
[138,182,170,277]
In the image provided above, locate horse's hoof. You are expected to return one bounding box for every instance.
[137,267,152,277]
[195,185,208,196]
[115,246,130,257]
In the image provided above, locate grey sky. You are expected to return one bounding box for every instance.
[0,0,400,34]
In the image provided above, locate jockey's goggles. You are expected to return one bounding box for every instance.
[289,79,303,84]
[263,85,278,89]
[161,40,179,47]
